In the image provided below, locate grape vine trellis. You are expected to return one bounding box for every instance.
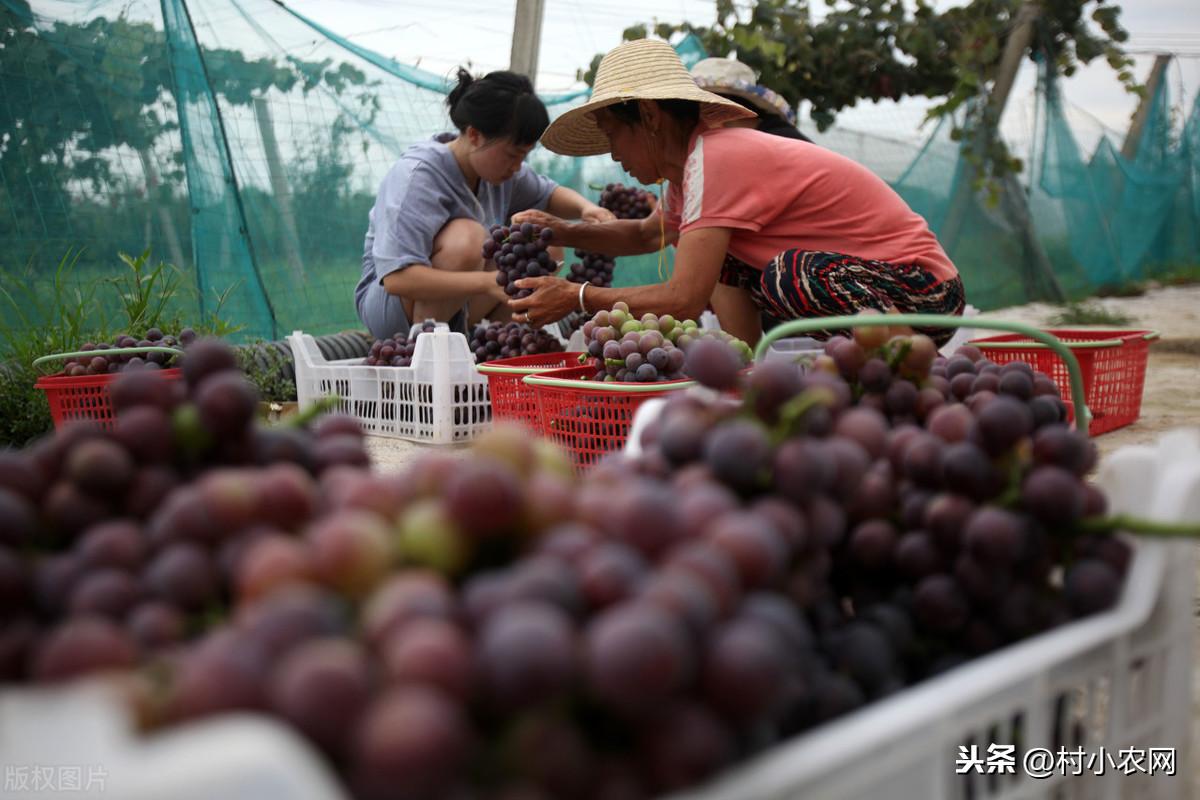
[0,3,380,252]
[581,0,1140,186]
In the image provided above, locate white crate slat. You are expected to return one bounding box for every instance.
[288,328,491,444]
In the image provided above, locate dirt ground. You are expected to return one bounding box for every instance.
[363,283,1200,791]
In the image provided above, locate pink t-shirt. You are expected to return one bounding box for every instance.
[663,127,957,283]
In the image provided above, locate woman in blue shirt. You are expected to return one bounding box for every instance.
[355,68,612,339]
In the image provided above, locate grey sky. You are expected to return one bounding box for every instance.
[286,0,1199,148]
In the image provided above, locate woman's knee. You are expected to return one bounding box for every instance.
[431,218,488,272]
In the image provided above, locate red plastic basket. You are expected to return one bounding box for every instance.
[523,365,695,469]
[35,369,183,430]
[476,352,586,427]
[968,329,1156,435]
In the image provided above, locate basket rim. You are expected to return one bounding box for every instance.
[34,367,183,389]
[969,328,1158,350]
[33,345,184,370]
[476,351,587,376]
[523,365,695,393]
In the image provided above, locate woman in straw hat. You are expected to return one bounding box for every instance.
[354,67,611,341]
[689,56,811,142]
[509,39,964,346]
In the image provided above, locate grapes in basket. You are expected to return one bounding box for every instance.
[483,221,556,300]
[55,327,196,377]
[363,320,438,367]
[469,320,563,364]
[580,302,752,383]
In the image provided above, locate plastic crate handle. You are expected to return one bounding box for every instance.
[33,345,184,371]
[754,314,1092,438]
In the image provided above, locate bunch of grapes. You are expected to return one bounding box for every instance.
[482,222,556,300]
[598,182,655,219]
[0,335,374,676]
[580,302,752,383]
[56,328,197,377]
[557,184,654,297]
[626,323,1127,698]
[565,249,616,288]
[364,320,438,367]
[0,313,1177,800]
[806,315,1070,431]
[469,321,564,364]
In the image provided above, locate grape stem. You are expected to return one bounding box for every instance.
[1079,514,1200,539]
[992,455,1027,509]
[285,396,342,429]
[882,338,913,371]
[770,388,834,442]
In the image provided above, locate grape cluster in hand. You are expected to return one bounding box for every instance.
[565,250,615,288]
[364,321,438,368]
[483,222,556,300]
[57,328,196,377]
[470,321,564,364]
[598,182,654,219]
[566,183,656,293]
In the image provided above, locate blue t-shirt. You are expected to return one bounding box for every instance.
[354,139,557,311]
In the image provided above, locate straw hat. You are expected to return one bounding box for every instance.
[690,57,797,126]
[541,39,756,156]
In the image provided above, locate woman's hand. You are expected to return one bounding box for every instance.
[509,276,577,327]
[580,206,616,224]
[511,209,569,239]
[476,269,509,306]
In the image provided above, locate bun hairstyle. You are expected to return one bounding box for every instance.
[446,67,550,147]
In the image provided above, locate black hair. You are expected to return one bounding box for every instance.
[606,99,701,130]
[446,68,549,147]
[756,114,812,142]
[717,93,811,142]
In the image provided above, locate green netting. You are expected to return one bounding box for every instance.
[1,1,1197,346]
[879,56,1199,309]
[0,0,666,344]
[1043,61,1199,291]
[895,118,1018,307]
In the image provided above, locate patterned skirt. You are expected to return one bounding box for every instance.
[719,250,966,346]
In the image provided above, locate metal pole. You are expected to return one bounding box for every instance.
[509,0,546,88]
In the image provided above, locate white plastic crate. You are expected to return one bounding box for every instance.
[288,328,491,444]
[0,685,346,800]
[940,303,982,355]
[670,428,1199,800]
[758,335,825,368]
